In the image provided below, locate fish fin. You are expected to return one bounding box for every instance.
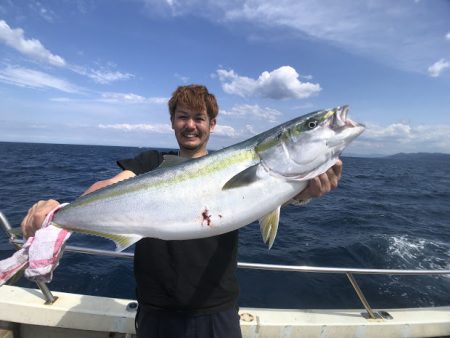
[222,164,260,190]
[111,234,142,252]
[53,223,141,252]
[259,206,281,249]
[158,155,189,168]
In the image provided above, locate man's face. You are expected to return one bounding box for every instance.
[171,104,216,156]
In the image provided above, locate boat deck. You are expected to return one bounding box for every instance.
[1,285,449,338]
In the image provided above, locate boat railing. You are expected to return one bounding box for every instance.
[1,211,449,320]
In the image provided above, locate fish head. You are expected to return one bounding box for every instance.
[255,106,365,180]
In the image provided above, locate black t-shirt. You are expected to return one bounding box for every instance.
[117,150,239,314]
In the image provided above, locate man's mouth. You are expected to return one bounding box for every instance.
[182,133,199,139]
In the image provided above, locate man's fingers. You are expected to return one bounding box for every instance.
[318,173,331,194]
[326,168,339,190]
[291,159,344,203]
[21,204,36,238]
[331,159,343,180]
[20,199,60,238]
[307,176,323,198]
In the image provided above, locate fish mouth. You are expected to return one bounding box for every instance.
[329,106,365,131]
[325,106,365,149]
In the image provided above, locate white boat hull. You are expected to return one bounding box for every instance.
[0,286,449,338]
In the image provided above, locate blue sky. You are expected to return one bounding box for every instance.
[0,0,449,156]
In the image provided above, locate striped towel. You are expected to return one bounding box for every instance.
[0,203,71,286]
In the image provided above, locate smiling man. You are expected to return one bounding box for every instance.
[21,84,343,338]
[169,86,217,158]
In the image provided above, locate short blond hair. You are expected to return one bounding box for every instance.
[168,85,218,120]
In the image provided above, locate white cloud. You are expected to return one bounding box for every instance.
[0,20,133,85]
[221,104,282,122]
[29,1,56,22]
[70,64,134,84]
[213,123,263,139]
[364,122,412,140]
[100,92,168,104]
[86,69,134,84]
[446,32,450,40]
[98,122,241,139]
[217,66,321,99]
[69,64,135,84]
[428,59,450,77]
[0,20,65,67]
[0,65,79,93]
[98,123,172,133]
[245,124,257,135]
[354,122,450,154]
[174,72,189,83]
[214,124,238,137]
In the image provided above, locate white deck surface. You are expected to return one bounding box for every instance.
[0,285,449,338]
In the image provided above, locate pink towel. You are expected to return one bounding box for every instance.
[0,238,32,285]
[0,203,71,286]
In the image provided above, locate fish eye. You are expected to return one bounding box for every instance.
[306,119,318,130]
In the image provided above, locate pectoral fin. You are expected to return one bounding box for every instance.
[222,164,260,190]
[259,206,280,249]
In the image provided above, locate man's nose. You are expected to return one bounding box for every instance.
[185,118,196,129]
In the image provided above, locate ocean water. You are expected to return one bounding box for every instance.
[0,142,449,309]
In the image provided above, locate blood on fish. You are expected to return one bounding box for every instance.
[202,208,212,226]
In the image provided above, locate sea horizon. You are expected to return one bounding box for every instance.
[1,140,449,158]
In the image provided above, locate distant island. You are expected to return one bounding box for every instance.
[343,152,450,159]
[385,152,450,160]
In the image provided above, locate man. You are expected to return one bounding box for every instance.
[21,85,343,338]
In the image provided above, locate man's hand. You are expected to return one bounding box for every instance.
[21,199,60,238]
[292,159,343,203]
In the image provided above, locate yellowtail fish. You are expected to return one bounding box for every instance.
[52,106,365,250]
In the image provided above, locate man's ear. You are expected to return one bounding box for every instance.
[210,118,216,132]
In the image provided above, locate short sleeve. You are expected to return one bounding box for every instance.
[117,150,176,175]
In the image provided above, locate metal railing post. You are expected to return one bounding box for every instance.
[346,272,377,319]
[36,281,58,304]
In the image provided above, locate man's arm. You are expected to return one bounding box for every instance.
[81,170,135,196]
[20,170,136,238]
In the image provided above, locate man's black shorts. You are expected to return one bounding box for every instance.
[135,306,242,338]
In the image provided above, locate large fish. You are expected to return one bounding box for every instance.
[53,106,365,250]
